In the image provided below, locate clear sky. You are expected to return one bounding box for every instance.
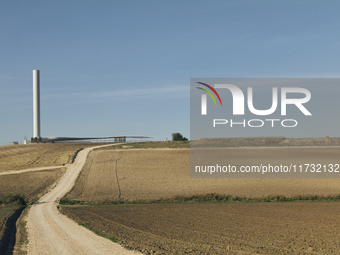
[1,0,340,145]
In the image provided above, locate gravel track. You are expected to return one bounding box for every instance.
[27,144,140,255]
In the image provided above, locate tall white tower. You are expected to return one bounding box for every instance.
[33,70,40,138]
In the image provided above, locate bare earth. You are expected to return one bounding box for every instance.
[62,202,340,254]
[63,146,340,254]
[26,144,140,255]
[2,142,340,254]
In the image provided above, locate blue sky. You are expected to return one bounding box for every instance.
[1,0,340,145]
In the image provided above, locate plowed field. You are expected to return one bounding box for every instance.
[66,148,340,201]
[62,202,340,254]
[63,146,340,254]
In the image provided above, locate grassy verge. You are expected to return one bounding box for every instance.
[0,206,25,254]
[69,148,84,164]
[60,193,340,206]
[97,141,190,150]
[0,194,29,254]
[76,221,118,242]
[13,206,29,255]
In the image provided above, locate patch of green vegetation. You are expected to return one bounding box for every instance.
[0,193,28,206]
[97,141,190,150]
[0,206,19,217]
[171,133,188,141]
[0,206,25,254]
[60,193,340,206]
[16,208,29,247]
[59,198,86,205]
[77,221,118,242]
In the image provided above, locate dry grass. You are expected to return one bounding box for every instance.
[0,169,65,203]
[61,141,340,254]
[66,147,340,202]
[0,143,102,172]
[13,206,29,255]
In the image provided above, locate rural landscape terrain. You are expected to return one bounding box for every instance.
[1,138,340,254]
[0,143,101,254]
[0,143,100,172]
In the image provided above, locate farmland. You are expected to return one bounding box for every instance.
[0,168,65,202]
[66,147,340,201]
[0,142,103,254]
[62,201,340,254]
[0,168,66,254]
[0,143,100,172]
[2,140,340,254]
[62,143,340,254]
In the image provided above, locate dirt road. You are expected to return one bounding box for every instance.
[27,144,140,255]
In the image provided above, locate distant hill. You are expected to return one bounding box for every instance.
[191,137,340,147]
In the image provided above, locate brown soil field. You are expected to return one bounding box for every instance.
[66,147,340,201]
[62,144,340,254]
[0,143,101,172]
[61,201,340,254]
[0,168,65,201]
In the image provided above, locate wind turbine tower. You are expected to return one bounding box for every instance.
[33,70,40,138]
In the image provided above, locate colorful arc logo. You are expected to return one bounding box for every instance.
[196,82,223,106]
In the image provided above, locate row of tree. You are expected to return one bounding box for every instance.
[31,137,42,143]
[171,133,188,141]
